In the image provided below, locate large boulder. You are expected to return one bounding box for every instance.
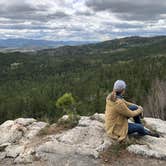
[0,121,24,145]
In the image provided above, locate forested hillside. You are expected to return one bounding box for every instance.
[0,36,166,123]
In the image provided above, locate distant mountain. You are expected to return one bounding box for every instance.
[38,35,166,58]
[0,38,97,51]
[0,35,166,124]
[1,36,166,53]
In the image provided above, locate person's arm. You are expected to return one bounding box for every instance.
[116,100,143,118]
[123,99,139,107]
[123,99,144,118]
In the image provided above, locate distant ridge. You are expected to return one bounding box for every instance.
[1,35,166,52]
[0,38,97,50]
[38,35,166,56]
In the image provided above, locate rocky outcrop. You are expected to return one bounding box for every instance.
[35,114,112,166]
[0,114,166,165]
[0,118,48,164]
[127,118,166,159]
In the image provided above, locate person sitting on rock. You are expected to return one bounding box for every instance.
[104,80,159,142]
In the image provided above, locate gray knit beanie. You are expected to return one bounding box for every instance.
[113,80,126,92]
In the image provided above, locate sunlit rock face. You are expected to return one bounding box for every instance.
[0,114,166,165]
[127,117,166,159]
[0,118,48,164]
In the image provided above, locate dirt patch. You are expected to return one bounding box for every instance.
[24,123,74,150]
[99,144,166,166]
[37,123,74,136]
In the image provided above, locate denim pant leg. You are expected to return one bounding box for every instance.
[128,105,141,124]
[128,123,150,135]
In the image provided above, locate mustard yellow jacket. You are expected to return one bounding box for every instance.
[104,94,142,142]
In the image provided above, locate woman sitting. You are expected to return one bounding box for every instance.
[104,80,159,142]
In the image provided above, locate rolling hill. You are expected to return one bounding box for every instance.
[0,35,166,123]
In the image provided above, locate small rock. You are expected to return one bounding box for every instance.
[78,116,93,127]
[90,113,105,123]
[6,145,25,158]
[15,118,36,126]
[57,115,69,124]
[14,147,35,164]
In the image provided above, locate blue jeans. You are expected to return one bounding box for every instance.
[128,105,150,135]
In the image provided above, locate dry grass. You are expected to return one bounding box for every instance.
[144,79,166,120]
[38,115,80,136]
[99,141,135,164]
[37,123,73,136]
[99,135,146,164]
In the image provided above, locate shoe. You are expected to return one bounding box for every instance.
[148,131,160,138]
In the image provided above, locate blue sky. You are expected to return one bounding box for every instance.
[0,0,166,41]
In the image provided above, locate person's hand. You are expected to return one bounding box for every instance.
[138,106,143,111]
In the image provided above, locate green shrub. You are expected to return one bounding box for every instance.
[55,93,79,126]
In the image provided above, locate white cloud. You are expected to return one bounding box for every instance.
[0,0,166,41]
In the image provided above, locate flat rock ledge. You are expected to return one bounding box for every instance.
[127,117,166,160]
[0,114,166,166]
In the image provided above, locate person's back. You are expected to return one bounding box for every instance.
[105,92,141,142]
[105,80,160,142]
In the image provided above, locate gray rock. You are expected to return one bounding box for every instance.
[127,118,166,159]
[15,118,36,126]
[127,144,166,159]
[6,145,25,158]
[24,121,48,140]
[0,118,48,145]
[0,120,14,128]
[14,147,35,164]
[0,123,24,145]
[36,114,112,165]
[78,116,94,127]
[0,118,48,164]
[0,113,166,165]
[144,117,166,134]
[0,152,6,160]
[90,113,105,123]
[58,115,69,122]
